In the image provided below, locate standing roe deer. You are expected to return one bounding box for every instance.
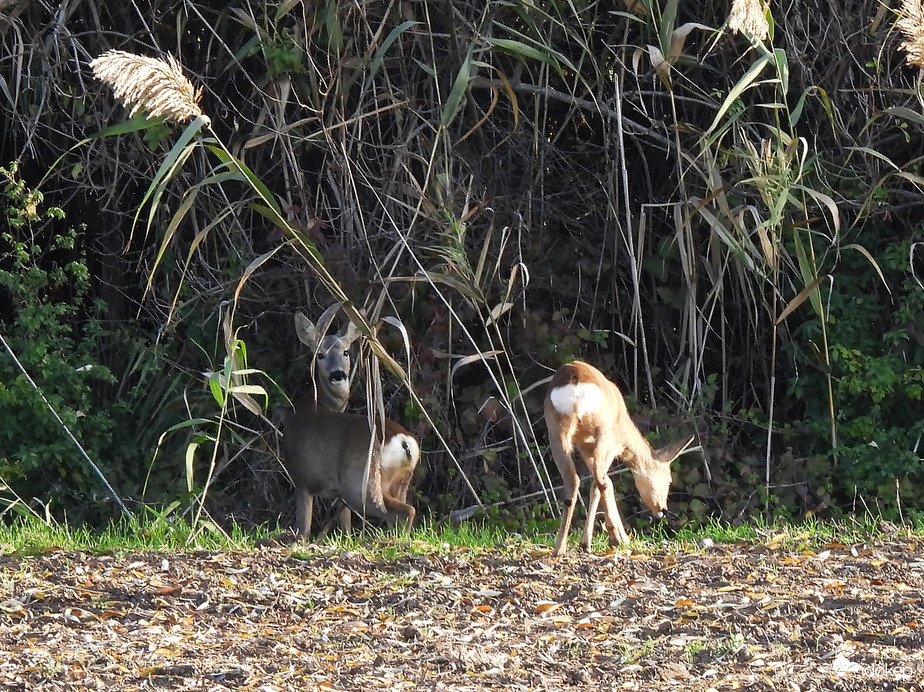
[282,308,420,536]
[544,360,693,557]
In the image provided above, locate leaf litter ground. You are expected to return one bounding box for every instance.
[1,535,922,691]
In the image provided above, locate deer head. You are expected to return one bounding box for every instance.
[293,304,361,413]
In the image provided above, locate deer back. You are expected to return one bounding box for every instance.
[545,361,652,463]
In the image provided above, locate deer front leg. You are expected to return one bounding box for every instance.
[595,473,630,547]
[295,486,314,537]
[580,482,602,552]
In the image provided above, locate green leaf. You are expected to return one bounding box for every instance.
[203,144,284,219]
[131,115,209,245]
[773,48,789,95]
[441,53,473,129]
[208,372,225,407]
[369,21,419,82]
[659,0,680,55]
[705,52,773,138]
[884,106,924,127]
[485,38,560,72]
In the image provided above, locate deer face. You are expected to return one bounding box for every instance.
[633,437,695,518]
[631,460,673,518]
[313,332,353,390]
[294,310,360,412]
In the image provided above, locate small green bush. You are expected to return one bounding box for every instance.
[0,163,126,520]
[785,229,924,515]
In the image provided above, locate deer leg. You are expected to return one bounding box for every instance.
[591,464,630,547]
[295,486,314,538]
[554,472,580,557]
[580,482,601,552]
[382,494,416,533]
[581,448,609,552]
[337,504,353,533]
[547,431,580,557]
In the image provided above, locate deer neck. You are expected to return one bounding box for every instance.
[310,377,350,413]
[619,421,655,472]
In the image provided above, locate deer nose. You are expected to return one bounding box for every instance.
[329,370,348,383]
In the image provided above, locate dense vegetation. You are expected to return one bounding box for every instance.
[1,0,922,533]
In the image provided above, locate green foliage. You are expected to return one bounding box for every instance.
[5,1,924,534]
[0,163,121,517]
[0,512,272,555]
[784,229,924,515]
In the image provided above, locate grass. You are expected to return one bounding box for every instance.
[1,510,921,558]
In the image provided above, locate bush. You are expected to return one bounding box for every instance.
[784,228,924,515]
[0,163,125,521]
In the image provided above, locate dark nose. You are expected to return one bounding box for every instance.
[329,370,348,383]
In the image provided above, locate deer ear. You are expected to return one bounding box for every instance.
[655,435,696,465]
[343,321,362,345]
[294,312,318,348]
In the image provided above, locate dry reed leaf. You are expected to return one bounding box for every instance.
[727,0,770,42]
[90,50,205,123]
[898,0,924,70]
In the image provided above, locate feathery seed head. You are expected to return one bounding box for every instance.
[898,0,924,70]
[90,50,205,123]
[728,0,771,42]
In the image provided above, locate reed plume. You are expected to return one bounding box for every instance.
[728,0,771,42]
[90,50,205,123]
[898,0,924,70]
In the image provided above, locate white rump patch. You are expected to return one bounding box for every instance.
[380,433,420,471]
[549,382,603,417]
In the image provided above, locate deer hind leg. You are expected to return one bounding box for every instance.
[295,486,314,538]
[548,433,580,557]
[580,480,602,553]
[579,446,612,552]
[382,493,416,533]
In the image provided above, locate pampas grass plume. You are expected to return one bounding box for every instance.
[728,0,771,42]
[90,50,205,123]
[898,0,924,70]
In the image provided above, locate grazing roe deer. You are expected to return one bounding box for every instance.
[282,309,420,536]
[544,361,693,557]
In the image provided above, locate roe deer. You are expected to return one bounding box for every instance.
[544,360,693,557]
[282,309,420,536]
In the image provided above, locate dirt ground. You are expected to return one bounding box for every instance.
[0,533,922,691]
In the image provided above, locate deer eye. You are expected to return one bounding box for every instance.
[317,352,326,360]
[342,350,349,358]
